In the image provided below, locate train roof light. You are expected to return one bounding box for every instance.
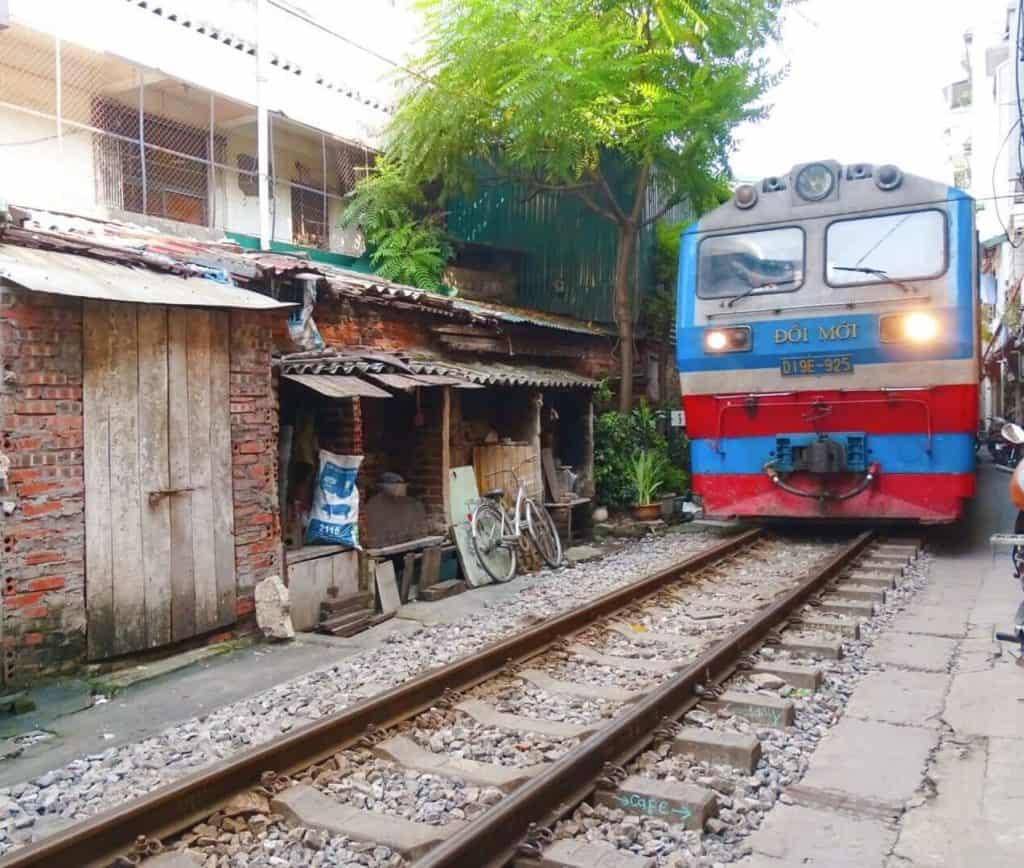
[734,184,758,209]
[876,164,903,191]
[794,163,835,201]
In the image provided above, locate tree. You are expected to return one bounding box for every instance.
[379,0,782,409]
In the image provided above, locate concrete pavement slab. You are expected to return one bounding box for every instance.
[843,670,948,728]
[865,632,957,672]
[892,735,1024,867]
[943,664,1024,738]
[886,604,968,638]
[737,804,898,867]
[797,718,936,809]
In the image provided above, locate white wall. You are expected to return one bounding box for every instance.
[9,0,421,149]
[0,107,97,214]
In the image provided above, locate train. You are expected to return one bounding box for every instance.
[676,160,979,523]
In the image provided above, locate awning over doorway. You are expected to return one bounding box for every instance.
[283,373,393,399]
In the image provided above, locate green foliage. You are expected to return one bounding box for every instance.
[341,158,453,290]
[594,402,689,509]
[628,450,666,505]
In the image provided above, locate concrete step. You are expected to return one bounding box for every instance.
[705,690,795,728]
[456,698,594,739]
[796,616,862,640]
[595,775,717,830]
[515,838,655,868]
[569,644,679,673]
[749,662,822,690]
[777,636,844,660]
[373,735,545,792]
[518,669,640,703]
[271,784,465,860]
[670,727,762,773]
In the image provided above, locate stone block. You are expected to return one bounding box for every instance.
[272,784,463,860]
[670,727,762,773]
[750,662,822,690]
[515,838,654,868]
[518,669,639,702]
[816,600,874,618]
[595,775,717,831]
[418,579,467,602]
[842,571,897,589]
[777,636,844,659]
[254,575,294,640]
[456,698,594,739]
[797,616,861,640]
[832,585,886,604]
[706,691,795,728]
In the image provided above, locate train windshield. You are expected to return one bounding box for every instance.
[826,210,947,286]
[697,227,804,299]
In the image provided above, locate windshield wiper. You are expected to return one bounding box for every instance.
[726,278,797,307]
[833,265,914,294]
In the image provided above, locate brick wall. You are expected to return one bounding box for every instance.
[229,311,283,621]
[0,291,282,683]
[0,286,86,683]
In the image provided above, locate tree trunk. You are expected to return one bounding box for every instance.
[614,222,637,412]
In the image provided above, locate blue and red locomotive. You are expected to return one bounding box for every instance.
[676,161,978,523]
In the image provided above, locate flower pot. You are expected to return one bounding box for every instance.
[631,503,661,522]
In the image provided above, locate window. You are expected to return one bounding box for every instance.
[291,185,326,248]
[826,210,947,287]
[697,227,804,299]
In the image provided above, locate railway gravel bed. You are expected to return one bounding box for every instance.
[0,527,720,855]
[542,548,932,866]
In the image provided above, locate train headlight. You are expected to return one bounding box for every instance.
[795,163,835,201]
[880,311,939,344]
[703,326,752,353]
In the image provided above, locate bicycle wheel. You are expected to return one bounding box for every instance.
[525,498,563,568]
[471,500,517,583]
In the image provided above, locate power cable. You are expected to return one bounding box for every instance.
[993,118,1023,248]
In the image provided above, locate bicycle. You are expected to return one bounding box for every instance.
[470,459,563,582]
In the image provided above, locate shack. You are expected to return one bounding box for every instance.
[0,206,294,684]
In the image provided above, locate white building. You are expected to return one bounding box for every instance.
[0,0,421,256]
[943,3,1024,419]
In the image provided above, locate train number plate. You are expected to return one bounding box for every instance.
[780,355,854,376]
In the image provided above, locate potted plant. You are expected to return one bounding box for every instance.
[628,451,665,521]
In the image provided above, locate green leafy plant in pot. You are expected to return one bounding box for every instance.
[629,450,666,521]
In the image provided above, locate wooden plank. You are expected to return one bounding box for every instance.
[541,448,563,501]
[186,309,219,635]
[400,553,416,604]
[137,306,172,649]
[448,466,480,528]
[167,308,196,642]
[451,523,492,589]
[107,303,146,656]
[83,301,116,660]
[375,561,401,614]
[208,311,236,628]
[420,546,442,590]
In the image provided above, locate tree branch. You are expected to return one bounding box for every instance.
[571,187,621,224]
[641,195,684,228]
[630,162,652,224]
[590,169,628,223]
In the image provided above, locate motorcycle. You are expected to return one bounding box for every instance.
[994,422,1024,659]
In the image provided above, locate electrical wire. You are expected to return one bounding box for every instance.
[993,118,1023,248]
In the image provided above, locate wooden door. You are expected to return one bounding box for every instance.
[84,302,235,659]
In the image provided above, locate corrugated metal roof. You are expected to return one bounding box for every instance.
[278,349,598,390]
[0,244,293,310]
[320,268,611,336]
[284,373,393,399]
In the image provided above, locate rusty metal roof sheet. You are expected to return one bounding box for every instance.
[283,373,392,399]
[0,244,293,310]
[320,269,611,337]
[278,349,598,390]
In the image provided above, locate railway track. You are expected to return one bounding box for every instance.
[0,529,923,868]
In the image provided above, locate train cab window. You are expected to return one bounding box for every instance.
[697,227,805,299]
[826,210,947,286]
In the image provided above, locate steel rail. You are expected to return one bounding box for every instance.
[0,529,763,868]
[416,530,875,868]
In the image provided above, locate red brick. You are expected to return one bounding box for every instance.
[26,576,65,592]
[7,592,44,609]
[21,501,62,518]
[24,551,63,566]
[22,633,43,646]
[20,606,48,619]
